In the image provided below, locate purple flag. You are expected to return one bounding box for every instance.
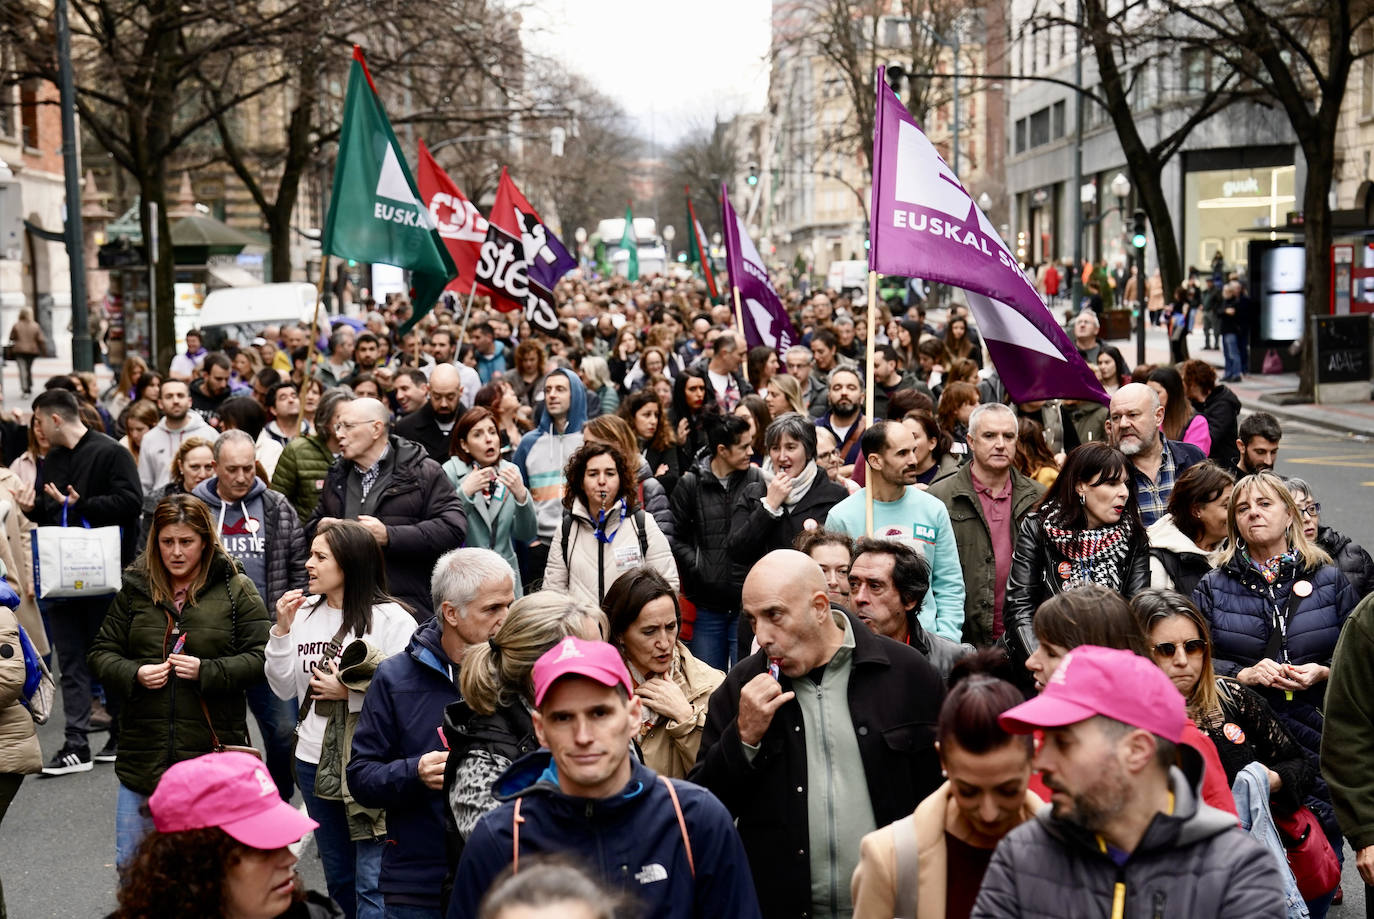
[869,69,1107,405]
[721,184,799,359]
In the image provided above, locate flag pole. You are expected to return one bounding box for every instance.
[732,285,745,338]
[865,269,877,537]
[456,286,478,348]
[304,253,329,383]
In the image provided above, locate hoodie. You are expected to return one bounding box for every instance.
[193,476,270,601]
[1147,513,1216,597]
[138,412,214,493]
[348,619,460,908]
[448,751,762,919]
[512,367,587,542]
[971,761,1284,919]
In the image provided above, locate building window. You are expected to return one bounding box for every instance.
[1015,117,1027,154]
[1052,100,1066,139]
[19,82,38,150]
[0,83,14,141]
[1363,27,1374,117]
[1029,107,1050,147]
[1183,49,1208,94]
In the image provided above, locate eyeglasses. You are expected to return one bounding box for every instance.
[1298,502,1321,519]
[1152,639,1207,658]
[333,420,378,434]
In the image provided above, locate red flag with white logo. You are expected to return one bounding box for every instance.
[415,139,493,297]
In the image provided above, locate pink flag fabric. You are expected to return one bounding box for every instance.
[721,183,799,359]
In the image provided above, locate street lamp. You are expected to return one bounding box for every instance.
[977,192,992,214]
[662,224,675,260]
[1109,172,1131,201]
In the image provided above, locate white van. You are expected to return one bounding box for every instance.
[196,283,322,350]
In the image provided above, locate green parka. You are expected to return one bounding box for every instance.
[271,432,335,522]
[89,550,270,795]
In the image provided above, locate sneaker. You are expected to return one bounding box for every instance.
[93,738,118,763]
[41,744,93,776]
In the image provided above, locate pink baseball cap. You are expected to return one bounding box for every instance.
[532,637,634,707]
[999,645,1187,744]
[149,751,318,849]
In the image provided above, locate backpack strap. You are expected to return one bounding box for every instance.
[659,775,695,878]
[891,813,920,919]
[634,509,648,560]
[512,797,525,873]
[561,509,573,568]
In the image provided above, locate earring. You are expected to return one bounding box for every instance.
[1078,493,1086,505]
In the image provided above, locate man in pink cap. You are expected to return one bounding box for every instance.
[447,637,761,919]
[971,645,1285,918]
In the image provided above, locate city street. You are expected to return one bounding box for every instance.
[2,392,1373,916]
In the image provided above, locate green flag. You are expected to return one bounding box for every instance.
[323,46,456,332]
[620,205,639,281]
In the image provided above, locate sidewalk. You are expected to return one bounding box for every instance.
[1106,324,1374,439]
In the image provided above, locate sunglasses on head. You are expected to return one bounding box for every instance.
[1153,639,1207,658]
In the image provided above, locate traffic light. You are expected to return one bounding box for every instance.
[746,163,759,187]
[1131,210,1147,250]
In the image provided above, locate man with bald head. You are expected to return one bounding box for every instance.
[394,362,463,463]
[1107,381,1206,526]
[307,397,467,619]
[690,549,945,919]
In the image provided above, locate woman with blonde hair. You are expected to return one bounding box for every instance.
[103,355,148,423]
[765,373,808,418]
[441,593,607,854]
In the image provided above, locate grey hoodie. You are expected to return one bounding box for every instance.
[138,412,214,493]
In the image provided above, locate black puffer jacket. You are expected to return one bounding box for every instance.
[307,436,467,620]
[1318,525,1374,600]
[1004,510,1151,664]
[739,464,849,553]
[1196,385,1242,469]
[669,455,772,610]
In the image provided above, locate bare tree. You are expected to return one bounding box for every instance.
[1028,0,1246,303]
[654,119,741,239]
[1157,0,1374,397]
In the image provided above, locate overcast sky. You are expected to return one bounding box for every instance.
[522,0,772,148]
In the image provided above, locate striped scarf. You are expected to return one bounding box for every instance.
[1043,510,1133,593]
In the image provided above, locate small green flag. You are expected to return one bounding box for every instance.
[620,205,639,281]
[323,46,456,332]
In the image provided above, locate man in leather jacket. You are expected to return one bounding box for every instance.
[849,537,971,682]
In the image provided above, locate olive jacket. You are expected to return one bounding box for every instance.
[88,551,270,795]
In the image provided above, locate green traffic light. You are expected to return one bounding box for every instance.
[746,175,758,186]
[1131,233,1147,249]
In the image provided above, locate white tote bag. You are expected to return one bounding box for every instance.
[30,502,122,599]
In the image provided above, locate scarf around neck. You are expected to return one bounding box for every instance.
[1043,506,1134,592]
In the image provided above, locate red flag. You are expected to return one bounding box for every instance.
[415,139,492,297]
[473,168,577,331]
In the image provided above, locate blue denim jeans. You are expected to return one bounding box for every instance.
[245,682,297,802]
[687,606,738,671]
[115,784,155,868]
[296,759,384,919]
[1222,333,1244,379]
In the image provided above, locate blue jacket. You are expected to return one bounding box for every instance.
[447,751,761,919]
[512,367,589,542]
[1193,555,1357,764]
[348,619,458,908]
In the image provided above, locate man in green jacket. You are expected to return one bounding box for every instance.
[1321,592,1374,895]
[271,390,352,521]
[929,403,1043,648]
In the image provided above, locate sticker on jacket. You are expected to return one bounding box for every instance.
[635,863,668,885]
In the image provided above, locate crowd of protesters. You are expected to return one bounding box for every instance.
[0,267,1372,919]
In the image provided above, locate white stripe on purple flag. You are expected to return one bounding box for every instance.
[869,68,1108,405]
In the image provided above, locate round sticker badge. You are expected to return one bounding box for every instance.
[1292,580,1312,598]
[803,518,818,531]
[245,519,260,534]
[1222,722,1246,745]
[1057,561,1073,580]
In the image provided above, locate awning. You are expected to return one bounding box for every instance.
[206,263,261,287]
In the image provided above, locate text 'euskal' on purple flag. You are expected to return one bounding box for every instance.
[721,183,799,360]
[868,68,1108,405]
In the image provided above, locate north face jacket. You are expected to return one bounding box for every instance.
[448,752,761,919]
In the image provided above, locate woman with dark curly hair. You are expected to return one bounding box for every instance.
[111,750,336,919]
[542,442,678,606]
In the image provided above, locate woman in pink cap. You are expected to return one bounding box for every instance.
[111,750,337,919]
